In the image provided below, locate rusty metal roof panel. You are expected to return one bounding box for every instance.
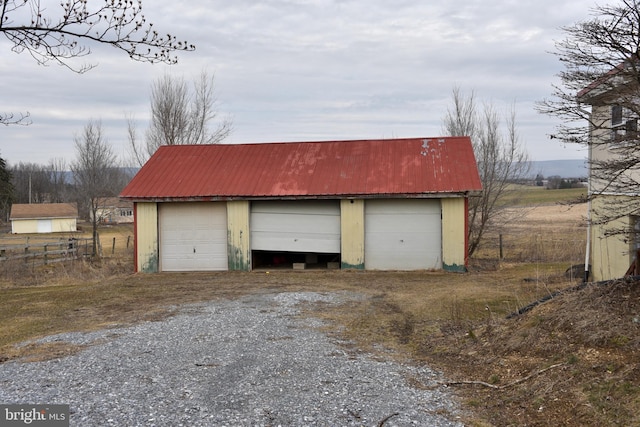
[120,137,482,200]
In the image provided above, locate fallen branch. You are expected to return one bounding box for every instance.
[443,363,565,390]
[378,412,400,426]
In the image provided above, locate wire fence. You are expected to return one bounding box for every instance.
[480,233,587,264]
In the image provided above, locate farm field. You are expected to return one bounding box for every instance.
[1,187,638,426]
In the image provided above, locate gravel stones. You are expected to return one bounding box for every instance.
[0,292,462,426]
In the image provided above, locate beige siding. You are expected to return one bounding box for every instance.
[590,104,640,191]
[588,105,640,280]
[12,219,38,234]
[135,202,159,273]
[441,197,467,272]
[11,218,76,234]
[227,201,251,271]
[591,196,633,281]
[340,199,365,269]
[52,218,77,232]
[591,105,622,193]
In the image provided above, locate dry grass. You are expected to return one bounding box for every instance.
[2,197,639,426]
[0,265,572,361]
[476,201,587,268]
[501,186,586,207]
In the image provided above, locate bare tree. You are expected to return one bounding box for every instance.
[1,0,194,125]
[443,88,530,257]
[129,71,232,166]
[71,120,123,257]
[125,113,143,167]
[147,73,191,148]
[536,0,640,237]
[48,158,69,203]
[188,71,232,145]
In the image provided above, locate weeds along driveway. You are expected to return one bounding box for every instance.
[0,291,462,426]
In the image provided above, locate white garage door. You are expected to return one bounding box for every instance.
[251,201,340,253]
[159,202,228,271]
[37,219,52,233]
[365,199,442,270]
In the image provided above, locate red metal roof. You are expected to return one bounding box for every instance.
[119,137,482,201]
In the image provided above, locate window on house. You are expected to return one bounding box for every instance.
[612,118,639,143]
[611,105,639,145]
[612,104,623,125]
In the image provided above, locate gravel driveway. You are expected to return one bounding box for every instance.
[0,292,462,426]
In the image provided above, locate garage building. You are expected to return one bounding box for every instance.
[119,137,482,272]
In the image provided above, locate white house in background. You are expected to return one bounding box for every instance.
[578,62,640,281]
[9,203,78,234]
[93,197,134,224]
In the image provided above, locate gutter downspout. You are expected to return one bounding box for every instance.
[585,166,592,282]
[581,102,592,282]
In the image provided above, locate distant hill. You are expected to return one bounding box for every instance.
[528,159,587,178]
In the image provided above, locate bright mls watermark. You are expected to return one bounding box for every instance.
[0,405,69,427]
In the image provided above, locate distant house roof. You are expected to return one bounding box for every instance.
[120,137,482,201]
[97,197,133,209]
[577,60,636,103]
[10,203,78,220]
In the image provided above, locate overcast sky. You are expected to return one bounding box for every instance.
[2,0,594,166]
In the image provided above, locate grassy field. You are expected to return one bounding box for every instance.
[2,189,638,426]
[501,185,586,206]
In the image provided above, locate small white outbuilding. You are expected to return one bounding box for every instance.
[9,203,78,234]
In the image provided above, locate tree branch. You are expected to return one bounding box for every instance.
[0,0,194,73]
[443,363,566,390]
[1,112,31,126]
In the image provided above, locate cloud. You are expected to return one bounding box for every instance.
[1,0,592,165]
